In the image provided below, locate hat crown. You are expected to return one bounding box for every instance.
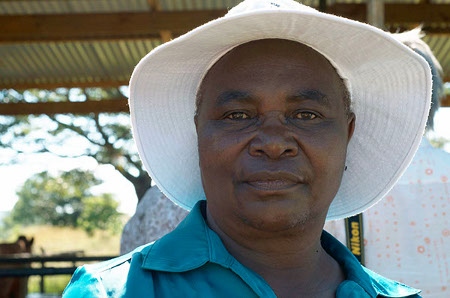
[227,0,316,16]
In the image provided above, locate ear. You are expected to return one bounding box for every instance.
[347,112,356,144]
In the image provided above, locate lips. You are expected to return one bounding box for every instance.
[247,179,297,191]
[242,171,305,192]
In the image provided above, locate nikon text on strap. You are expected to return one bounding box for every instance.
[345,213,365,265]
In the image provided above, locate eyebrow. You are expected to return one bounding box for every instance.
[289,89,330,106]
[214,89,330,106]
[215,90,252,106]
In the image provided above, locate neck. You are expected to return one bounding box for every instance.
[206,210,344,297]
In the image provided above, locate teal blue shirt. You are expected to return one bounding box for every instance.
[63,201,420,297]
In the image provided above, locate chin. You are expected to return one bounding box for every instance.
[237,202,313,233]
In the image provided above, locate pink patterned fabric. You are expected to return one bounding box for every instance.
[325,138,450,297]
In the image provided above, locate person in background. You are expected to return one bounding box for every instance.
[325,27,449,297]
[63,0,432,296]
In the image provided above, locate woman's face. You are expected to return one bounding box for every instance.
[195,39,355,233]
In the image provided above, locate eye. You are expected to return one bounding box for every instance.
[225,111,250,120]
[293,111,318,120]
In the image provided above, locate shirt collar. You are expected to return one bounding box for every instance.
[140,200,233,272]
[140,200,420,297]
[322,230,420,297]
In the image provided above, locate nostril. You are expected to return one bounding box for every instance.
[284,148,297,156]
[248,117,299,159]
[249,138,298,159]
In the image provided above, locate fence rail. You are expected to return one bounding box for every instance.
[0,254,118,293]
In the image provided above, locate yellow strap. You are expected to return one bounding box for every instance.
[345,213,365,266]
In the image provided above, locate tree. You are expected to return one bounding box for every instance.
[0,88,151,202]
[429,136,450,150]
[7,169,122,235]
[77,194,122,236]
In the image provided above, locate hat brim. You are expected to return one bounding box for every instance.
[129,9,431,220]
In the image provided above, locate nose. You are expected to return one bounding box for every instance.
[248,113,299,159]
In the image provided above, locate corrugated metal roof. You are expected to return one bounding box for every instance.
[159,0,240,10]
[0,0,448,92]
[424,34,450,80]
[0,40,160,88]
[0,0,150,14]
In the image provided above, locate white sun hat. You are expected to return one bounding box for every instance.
[129,0,431,220]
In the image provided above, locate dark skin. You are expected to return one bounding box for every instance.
[195,39,355,297]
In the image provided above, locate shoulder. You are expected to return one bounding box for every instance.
[62,244,152,298]
[363,267,422,297]
[62,203,208,297]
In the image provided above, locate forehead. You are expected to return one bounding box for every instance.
[198,39,345,102]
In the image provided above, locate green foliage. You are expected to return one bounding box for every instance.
[6,169,122,235]
[429,136,450,150]
[0,218,21,241]
[77,194,122,236]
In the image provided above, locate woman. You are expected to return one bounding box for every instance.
[63,0,431,296]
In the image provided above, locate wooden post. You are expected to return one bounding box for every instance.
[40,260,45,293]
[319,0,327,12]
[367,0,384,28]
[147,0,173,43]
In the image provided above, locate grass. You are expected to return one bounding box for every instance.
[20,225,122,255]
[10,225,124,295]
[29,275,72,295]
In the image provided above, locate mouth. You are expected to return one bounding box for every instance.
[246,179,298,191]
[243,171,305,192]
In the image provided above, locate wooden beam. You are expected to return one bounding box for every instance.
[330,3,450,23]
[385,3,450,24]
[0,99,129,116]
[3,77,448,101]
[327,3,450,32]
[0,79,130,90]
[0,4,448,43]
[0,10,227,43]
[0,93,448,117]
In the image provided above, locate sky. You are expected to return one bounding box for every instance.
[0,154,138,216]
[0,107,449,216]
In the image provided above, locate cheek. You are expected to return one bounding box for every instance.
[307,120,350,159]
[303,125,349,184]
[197,124,251,168]
[196,128,249,212]
[197,130,238,199]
